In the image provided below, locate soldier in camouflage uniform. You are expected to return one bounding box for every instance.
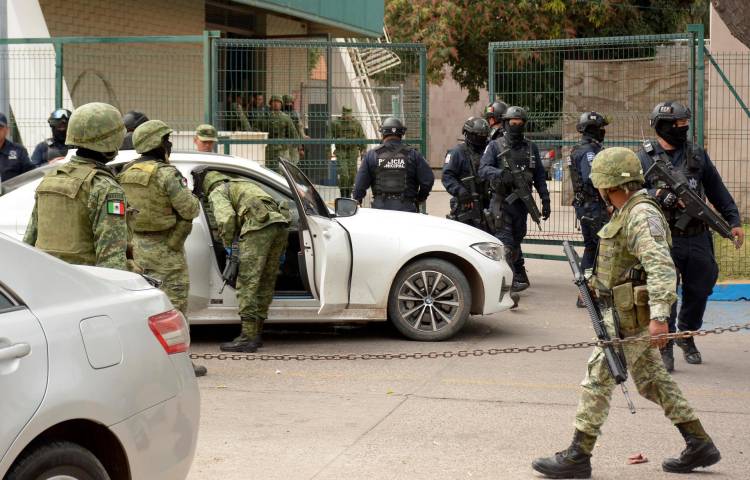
[265,95,301,172]
[118,120,206,377]
[329,106,366,198]
[24,102,131,271]
[532,148,720,479]
[203,170,291,353]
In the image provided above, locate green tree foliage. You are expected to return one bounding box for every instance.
[385,0,709,104]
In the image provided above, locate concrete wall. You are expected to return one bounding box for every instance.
[708,6,749,220]
[428,67,488,171]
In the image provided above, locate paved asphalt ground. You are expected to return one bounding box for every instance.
[187,253,750,479]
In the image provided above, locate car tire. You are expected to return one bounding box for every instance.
[388,258,471,341]
[6,441,111,480]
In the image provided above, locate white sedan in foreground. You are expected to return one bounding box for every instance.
[0,234,199,480]
[0,152,514,341]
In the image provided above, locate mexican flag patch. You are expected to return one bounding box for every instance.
[107,200,126,216]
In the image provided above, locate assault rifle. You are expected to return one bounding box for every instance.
[500,149,542,230]
[219,237,240,294]
[566,153,587,209]
[643,140,733,240]
[447,176,486,228]
[566,152,608,231]
[563,241,636,414]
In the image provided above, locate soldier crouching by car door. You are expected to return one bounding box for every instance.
[479,106,551,298]
[353,117,434,212]
[202,171,291,353]
[443,116,492,230]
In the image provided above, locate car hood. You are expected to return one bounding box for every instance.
[337,208,500,244]
[75,265,156,291]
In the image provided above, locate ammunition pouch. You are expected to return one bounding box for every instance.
[611,283,651,337]
[166,219,193,251]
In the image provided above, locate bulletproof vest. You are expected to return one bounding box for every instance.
[374,143,414,196]
[226,179,290,235]
[594,194,669,291]
[34,160,100,265]
[460,143,486,195]
[570,140,602,202]
[498,137,534,188]
[333,120,360,151]
[118,159,176,233]
[45,139,69,162]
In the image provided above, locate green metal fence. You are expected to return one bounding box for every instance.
[210,38,427,202]
[0,34,208,155]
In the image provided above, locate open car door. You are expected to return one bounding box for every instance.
[278,160,352,315]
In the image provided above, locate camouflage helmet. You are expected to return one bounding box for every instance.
[133,120,173,154]
[282,94,294,104]
[269,94,283,105]
[590,147,644,189]
[66,102,126,153]
[203,170,233,195]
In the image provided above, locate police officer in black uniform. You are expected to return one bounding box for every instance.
[353,117,434,212]
[484,100,508,141]
[121,110,149,150]
[31,109,71,167]
[443,116,491,228]
[568,111,609,307]
[638,100,744,372]
[0,112,33,183]
[479,106,551,293]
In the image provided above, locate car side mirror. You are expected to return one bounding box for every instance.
[334,198,358,217]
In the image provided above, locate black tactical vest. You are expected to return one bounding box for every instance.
[374,143,414,196]
[498,137,534,189]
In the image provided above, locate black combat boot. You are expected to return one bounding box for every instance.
[220,334,263,353]
[512,267,530,292]
[676,336,702,364]
[192,362,207,377]
[660,339,675,373]
[531,429,595,479]
[662,420,721,473]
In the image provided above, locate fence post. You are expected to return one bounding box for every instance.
[688,24,705,148]
[419,46,427,155]
[487,44,495,102]
[54,42,63,109]
[203,30,220,124]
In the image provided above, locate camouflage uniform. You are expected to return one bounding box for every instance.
[533,147,719,478]
[265,95,301,171]
[575,191,696,437]
[329,106,366,197]
[119,120,200,315]
[229,100,252,132]
[203,171,290,342]
[23,102,130,271]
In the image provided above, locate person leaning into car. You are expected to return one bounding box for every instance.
[202,170,291,353]
[23,102,134,271]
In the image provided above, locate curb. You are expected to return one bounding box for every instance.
[709,283,750,301]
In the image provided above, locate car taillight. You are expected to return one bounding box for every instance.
[148,310,190,354]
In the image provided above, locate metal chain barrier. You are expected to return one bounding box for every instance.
[189,322,750,362]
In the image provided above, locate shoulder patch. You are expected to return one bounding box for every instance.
[586,151,596,165]
[647,215,666,239]
[105,192,126,216]
[444,153,451,164]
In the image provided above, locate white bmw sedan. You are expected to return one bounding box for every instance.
[0,151,514,341]
[0,234,199,480]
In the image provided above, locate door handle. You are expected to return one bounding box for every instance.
[0,343,31,362]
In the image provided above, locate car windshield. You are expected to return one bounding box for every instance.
[281,161,330,218]
[1,164,55,195]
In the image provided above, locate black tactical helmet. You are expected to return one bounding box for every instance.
[462,116,490,147]
[379,117,406,137]
[649,101,691,127]
[576,111,609,133]
[484,101,508,122]
[48,109,72,127]
[122,110,149,132]
[502,106,528,122]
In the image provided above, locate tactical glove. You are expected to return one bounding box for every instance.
[657,188,679,209]
[542,200,551,220]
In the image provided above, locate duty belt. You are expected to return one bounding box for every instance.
[376,193,414,201]
[671,221,708,237]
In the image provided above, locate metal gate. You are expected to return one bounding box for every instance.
[208,38,427,202]
[488,27,712,261]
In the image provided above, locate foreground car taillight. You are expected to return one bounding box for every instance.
[149,310,190,354]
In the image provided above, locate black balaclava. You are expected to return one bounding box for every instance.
[52,124,67,144]
[585,126,605,143]
[656,121,688,149]
[505,121,525,145]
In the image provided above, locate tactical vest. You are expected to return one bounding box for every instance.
[460,143,487,197]
[595,193,670,291]
[35,160,100,265]
[374,143,414,197]
[496,138,534,192]
[46,139,69,162]
[333,120,360,151]
[118,159,176,233]
[569,140,602,203]
[227,180,290,235]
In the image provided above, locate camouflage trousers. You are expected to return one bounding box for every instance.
[574,309,698,437]
[237,223,288,337]
[133,232,190,316]
[336,151,359,193]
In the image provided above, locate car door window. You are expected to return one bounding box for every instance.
[0,286,18,312]
[282,161,330,218]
